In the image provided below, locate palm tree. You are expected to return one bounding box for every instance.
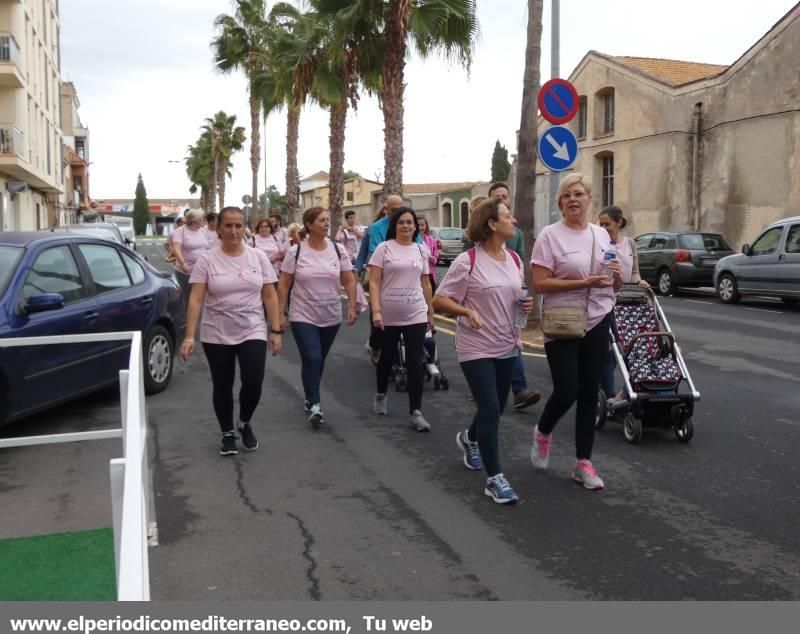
[513,0,544,285]
[315,0,477,197]
[212,0,270,218]
[185,138,212,211]
[202,112,246,213]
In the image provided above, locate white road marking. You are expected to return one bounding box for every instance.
[744,307,783,315]
[686,299,714,305]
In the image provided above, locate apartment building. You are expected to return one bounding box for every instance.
[60,81,88,226]
[0,0,63,232]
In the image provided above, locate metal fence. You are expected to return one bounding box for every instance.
[0,332,152,601]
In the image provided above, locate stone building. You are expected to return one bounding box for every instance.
[526,2,800,249]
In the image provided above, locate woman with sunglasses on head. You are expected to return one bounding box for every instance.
[179,206,282,456]
[368,207,434,432]
[530,173,622,491]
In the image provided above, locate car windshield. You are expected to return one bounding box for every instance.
[679,233,731,251]
[439,229,464,240]
[0,246,22,295]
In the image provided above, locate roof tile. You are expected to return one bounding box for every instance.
[613,56,728,86]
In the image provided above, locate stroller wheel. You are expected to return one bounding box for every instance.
[441,377,449,390]
[674,416,694,443]
[433,376,441,390]
[595,389,608,430]
[623,413,643,444]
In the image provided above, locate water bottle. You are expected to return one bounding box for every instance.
[515,284,529,329]
[603,240,617,278]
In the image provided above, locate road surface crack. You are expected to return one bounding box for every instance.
[287,512,321,600]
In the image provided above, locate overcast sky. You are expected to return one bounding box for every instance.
[59,0,796,201]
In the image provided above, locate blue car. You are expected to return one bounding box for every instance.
[0,232,186,426]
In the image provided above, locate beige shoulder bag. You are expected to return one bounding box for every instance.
[541,228,596,339]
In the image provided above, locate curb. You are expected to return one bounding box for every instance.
[433,314,545,351]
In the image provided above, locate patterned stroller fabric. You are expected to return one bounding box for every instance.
[613,302,681,390]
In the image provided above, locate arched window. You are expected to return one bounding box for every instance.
[441,199,453,227]
[595,151,614,207]
[576,96,587,139]
[595,87,615,135]
[460,201,469,229]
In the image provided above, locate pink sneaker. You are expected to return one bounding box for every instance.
[572,459,605,490]
[530,425,552,470]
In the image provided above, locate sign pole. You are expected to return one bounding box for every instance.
[549,0,561,225]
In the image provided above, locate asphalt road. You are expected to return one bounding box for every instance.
[1,241,798,600]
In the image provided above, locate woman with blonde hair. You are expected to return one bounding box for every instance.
[278,207,358,427]
[252,217,284,278]
[172,208,209,307]
[433,197,530,504]
[530,173,622,491]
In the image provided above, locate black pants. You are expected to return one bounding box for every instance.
[202,340,267,434]
[460,356,515,477]
[368,305,384,351]
[537,314,610,460]
[376,322,428,413]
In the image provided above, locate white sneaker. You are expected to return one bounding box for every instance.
[425,362,440,377]
[373,393,388,415]
[409,410,431,432]
[572,459,605,490]
[308,403,324,428]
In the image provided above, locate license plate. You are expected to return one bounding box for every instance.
[701,258,719,266]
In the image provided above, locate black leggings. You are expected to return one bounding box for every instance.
[202,340,267,434]
[537,315,610,459]
[376,322,428,413]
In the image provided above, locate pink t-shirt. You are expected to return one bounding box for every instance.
[368,240,430,326]
[614,237,635,282]
[273,226,289,246]
[531,222,616,341]
[281,239,353,327]
[205,228,221,249]
[172,225,208,273]
[190,245,278,345]
[336,225,364,261]
[435,245,523,362]
[253,235,283,277]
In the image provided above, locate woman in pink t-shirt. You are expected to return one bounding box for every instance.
[417,216,440,288]
[368,208,434,432]
[172,209,209,308]
[252,218,284,279]
[278,207,359,428]
[530,173,622,491]
[205,212,221,249]
[179,207,282,457]
[432,197,531,504]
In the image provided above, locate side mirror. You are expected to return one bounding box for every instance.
[125,237,132,245]
[24,293,65,314]
[742,244,752,256]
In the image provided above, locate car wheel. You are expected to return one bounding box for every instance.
[717,273,740,304]
[657,269,676,296]
[781,297,798,307]
[144,325,173,394]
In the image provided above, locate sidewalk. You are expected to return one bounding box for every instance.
[434,315,544,350]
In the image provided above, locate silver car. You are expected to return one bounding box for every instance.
[429,227,465,265]
[714,215,800,306]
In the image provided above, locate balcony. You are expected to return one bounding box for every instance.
[0,124,62,192]
[0,124,24,157]
[0,33,23,88]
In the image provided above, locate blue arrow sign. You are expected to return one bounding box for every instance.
[538,125,579,172]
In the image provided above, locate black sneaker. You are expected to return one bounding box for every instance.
[239,423,258,451]
[220,433,238,456]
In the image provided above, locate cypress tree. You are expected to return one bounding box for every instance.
[133,173,150,235]
[491,141,511,182]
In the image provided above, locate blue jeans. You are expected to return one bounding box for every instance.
[290,322,340,405]
[460,356,515,477]
[511,350,527,394]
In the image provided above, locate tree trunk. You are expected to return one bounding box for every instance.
[217,154,226,212]
[285,106,301,222]
[208,133,219,214]
[249,91,261,220]
[380,0,409,197]
[328,100,348,239]
[513,0,544,292]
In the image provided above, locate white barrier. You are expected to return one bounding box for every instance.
[0,331,151,601]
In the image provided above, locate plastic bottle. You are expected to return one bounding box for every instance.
[603,240,617,278]
[515,284,529,329]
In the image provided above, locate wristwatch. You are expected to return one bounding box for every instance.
[270,329,283,335]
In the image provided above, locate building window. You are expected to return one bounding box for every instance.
[601,154,614,207]
[602,90,615,134]
[460,201,469,229]
[73,175,82,192]
[577,96,587,139]
[345,191,353,202]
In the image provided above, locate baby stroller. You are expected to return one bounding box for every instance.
[393,329,450,392]
[595,284,700,444]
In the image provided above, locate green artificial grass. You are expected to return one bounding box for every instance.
[0,528,116,600]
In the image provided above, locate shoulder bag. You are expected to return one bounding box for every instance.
[540,228,596,339]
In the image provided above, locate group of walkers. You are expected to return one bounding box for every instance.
[174,172,644,506]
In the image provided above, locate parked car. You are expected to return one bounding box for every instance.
[67,223,126,245]
[429,227,465,265]
[117,225,137,250]
[0,232,185,427]
[52,226,123,245]
[713,215,800,306]
[634,231,734,295]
